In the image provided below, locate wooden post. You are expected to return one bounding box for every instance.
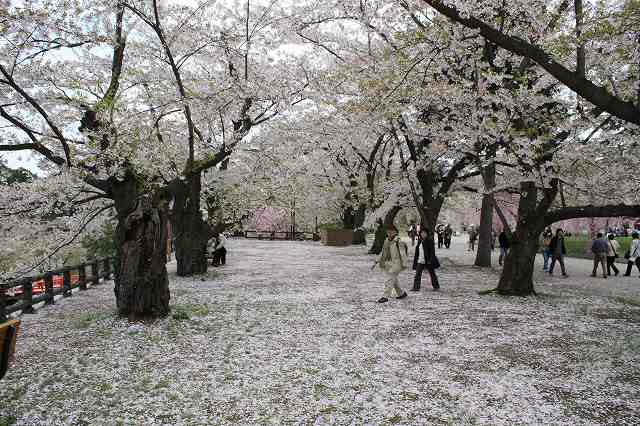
[103,259,111,280]
[0,286,7,322]
[44,273,54,305]
[22,279,36,314]
[79,264,87,291]
[63,269,72,297]
[91,261,99,286]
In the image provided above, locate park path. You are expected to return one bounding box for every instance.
[1,237,639,425]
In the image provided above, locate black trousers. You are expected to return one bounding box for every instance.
[212,248,227,266]
[444,237,451,249]
[414,263,439,290]
[606,256,619,276]
[437,234,443,248]
[624,258,640,276]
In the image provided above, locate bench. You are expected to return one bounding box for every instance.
[1,319,20,380]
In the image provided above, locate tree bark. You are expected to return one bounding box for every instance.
[111,173,170,319]
[369,205,401,254]
[496,182,547,296]
[544,204,640,225]
[474,153,496,267]
[171,174,211,276]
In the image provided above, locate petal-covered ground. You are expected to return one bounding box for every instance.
[1,237,639,425]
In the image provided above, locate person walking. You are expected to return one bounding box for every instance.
[548,229,569,277]
[375,225,408,303]
[590,232,608,278]
[623,231,640,277]
[444,224,453,249]
[412,228,440,291]
[436,224,445,249]
[468,225,478,251]
[211,232,227,267]
[408,222,417,245]
[542,227,553,271]
[498,230,509,266]
[606,234,620,277]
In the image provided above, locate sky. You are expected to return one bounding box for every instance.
[3,151,41,173]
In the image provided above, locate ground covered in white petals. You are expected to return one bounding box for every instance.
[1,237,640,425]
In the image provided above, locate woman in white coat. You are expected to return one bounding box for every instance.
[623,232,640,277]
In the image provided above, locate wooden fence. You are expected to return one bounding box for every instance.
[242,230,319,241]
[0,258,113,322]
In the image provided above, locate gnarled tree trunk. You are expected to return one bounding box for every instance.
[111,174,170,319]
[497,182,548,295]
[172,174,210,276]
[369,205,401,254]
[343,203,367,244]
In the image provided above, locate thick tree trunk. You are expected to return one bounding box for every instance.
[496,182,547,296]
[111,174,170,319]
[172,175,210,276]
[369,219,386,254]
[352,204,367,244]
[474,157,496,267]
[369,206,401,254]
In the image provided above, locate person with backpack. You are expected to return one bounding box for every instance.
[542,227,553,271]
[412,228,440,291]
[374,225,408,303]
[590,232,608,278]
[548,229,569,277]
[623,232,640,277]
[606,234,620,277]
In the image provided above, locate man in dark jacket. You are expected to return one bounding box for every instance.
[591,232,608,278]
[548,229,568,277]
[444,224,453,249]
[412,228,440,291]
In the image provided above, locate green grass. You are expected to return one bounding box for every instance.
[0,415,17,426]
[75,310,116,328]
[171,303,210,320]
[564,236,631,259]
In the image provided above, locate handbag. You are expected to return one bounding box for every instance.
[431,255,441,269]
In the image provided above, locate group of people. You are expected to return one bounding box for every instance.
[375,225,440,303]
[408,222,453,250]
[436,224,454,249]
[207,232,227,267]
[466,226,510,264]
[541,227,640,278]
[589,231,640,278]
